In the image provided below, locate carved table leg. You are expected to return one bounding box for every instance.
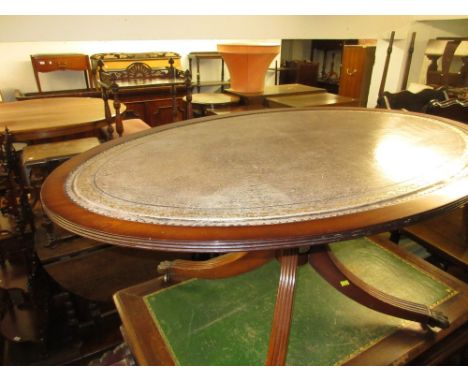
[308,245,449,329]
[265,249,299,366]
[157,250,275,282]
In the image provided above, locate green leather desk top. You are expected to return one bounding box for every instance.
[144,238,455,365]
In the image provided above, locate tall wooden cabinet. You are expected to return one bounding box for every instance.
[338,45,376,107]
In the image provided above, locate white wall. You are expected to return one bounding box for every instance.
[0,16,466,104]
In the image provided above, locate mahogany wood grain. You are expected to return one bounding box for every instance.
[225,83,326,105]
[266,92,358,108]
[403,204,468,270]
[0,97,123,142]
[157,250,275,282]
[344,235,468,365]
[309,244,449,329]
[338,45,376,106]
[30,54,94,92]
[43,246,174,302]
[41,108,468,254]
[113,277,179,365]
[266,250,299,366]
[113,235,468,365]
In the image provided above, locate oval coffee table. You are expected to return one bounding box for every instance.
[41,107,468,365]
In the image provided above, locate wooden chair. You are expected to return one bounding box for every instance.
[0,129,35,241]
[114,236,468,365]
[378,88,449,112]
[425,98,468,124]
[14,122,100,247]
[97,59,192,140]
[0,129,47,347]
[21,137,100,186]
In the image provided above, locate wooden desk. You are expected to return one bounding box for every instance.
[41,108,468,365]
[205,104,266,116]
[224,83,326,105]
[266,92,359,108]
[114,235,468,365]
[30,54,94,92]
[0,97,121,142]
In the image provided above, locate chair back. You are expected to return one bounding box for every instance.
[378,88,448,112]
[97,59,192,140]
[426,98,468,124]
[0,128,35,236]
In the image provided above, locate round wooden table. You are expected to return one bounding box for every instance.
[41,107,468,364]
[0,97,123,142]
[183,92,241,116]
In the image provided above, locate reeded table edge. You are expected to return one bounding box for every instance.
[41,107,468,253]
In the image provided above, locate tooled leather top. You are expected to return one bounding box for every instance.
[65,109,468,227]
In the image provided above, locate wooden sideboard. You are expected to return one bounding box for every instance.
[89,52,182,85]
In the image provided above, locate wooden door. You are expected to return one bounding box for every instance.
[339,46,376,106]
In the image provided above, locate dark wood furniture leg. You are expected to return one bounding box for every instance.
[266,250,299,366]
[157,248,301,366]
[308,244,449,329]
[157,250,275,281]
[462,204,468,245]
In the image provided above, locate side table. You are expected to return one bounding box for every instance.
[30,53,94,92]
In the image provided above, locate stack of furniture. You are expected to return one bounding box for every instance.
[19,52,189,128]
[425,39,468,88]
[278,60,319,87]
[96,58,192,131]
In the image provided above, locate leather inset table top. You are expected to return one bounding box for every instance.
[64,109,468,227]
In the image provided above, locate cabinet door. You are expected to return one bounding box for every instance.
[339,46,375,106]
[146,98,184,127]
[123,102,147,122]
